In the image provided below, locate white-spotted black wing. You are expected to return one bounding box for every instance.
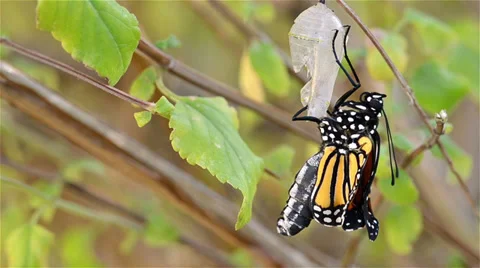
[277,152,322,236]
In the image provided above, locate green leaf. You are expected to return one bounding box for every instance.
[253,3,276,23]
[36,0,140,85]
[405,8,457,56]
[249,41,290,97]
[154,96,175,120]
[411,61,469,114]
[129,67,158,101]
[264,145,295,178]
[155,35,182,51]
[392,134,414,152]
[6,224,54,267]
[169,96,263,229]
[134,111,153,128]
[431,135,473,184]
[447,44,479,99]
[378,171,419,205]
[366,32,408,81]
[239,49,265,103]
[61,227,103,267]
[29,181,63,222]
[230,249,254,267]
[143,213,179,247]
[0,205,28,245]
[452,20,480,52]
[120,230,138,255]
[11,58,60,90]
[384,205,423,255]
[62,159,105,183]
[447,253,468,268]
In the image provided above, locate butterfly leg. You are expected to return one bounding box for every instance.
[292,105,322,124]
[332,26,362,110]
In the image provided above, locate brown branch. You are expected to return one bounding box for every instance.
[136,39,318,142]
[335,0,478,217]
[206,0,308,85]
[0,38,281,180]
[0,62,319,266]
[340,111,478,266]
[0,156,233,266]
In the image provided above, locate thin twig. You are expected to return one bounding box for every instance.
[0,39,282,180]
[335,0,478,217]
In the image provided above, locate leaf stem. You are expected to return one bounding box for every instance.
[1,176,143,231]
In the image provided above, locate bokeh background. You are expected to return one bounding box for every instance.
[1,0,479,267]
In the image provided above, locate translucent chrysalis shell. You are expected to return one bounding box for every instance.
[289,3,346,119]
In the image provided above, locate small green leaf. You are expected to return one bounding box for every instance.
[384,205,423,255]
[378,171,419,205]
[431,135,473,184]
[366,32,408,81]
[154,96,175,119]
[62,159,105,183]
[61,227,103,267]
[452,20,480,52]
[169,97,264,229]
[0,205,28,245]
[143,213,179,247]
[129,67,158,102]
[230,249,254,267]
[405,8,457,56]
[134,111,153,128]
[6,224,54,267]
[447,253,468,268]
[249,41,290,97]
[155,35,182,51]
[447,44,479,99]
[120,230,138,255]
[411,61,469,114]
[29,181,63,222]
[392,134,414,152]
[264,145,295,178]
[36,0,140,85]
[239,49,265,103]
[253,3,276,23]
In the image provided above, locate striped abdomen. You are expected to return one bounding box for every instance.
[277,152,322,236]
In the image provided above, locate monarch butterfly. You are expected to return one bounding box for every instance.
[277,25,398,241]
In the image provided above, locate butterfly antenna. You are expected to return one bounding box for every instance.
[382,109,399,185]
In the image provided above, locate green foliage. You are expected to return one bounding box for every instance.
[129,67,158,102]
[230,249,254,267]
[169,96,263,229]
[0,205,28,246]
[11,58,60,90]
[263,145,295,178]
[431,135,473,184]
[154,96,175,119]
[134,111,153,128]
[29,181,63,222]
[447,44,479,99]
[62,159,105,183]
[6,223,54,267]
[378,171,419,205]
[249,41,290,97]
[36,0,140,85]
[411,61,469,114]
[384,205,423,255]
[447,253,468,268]
[61,227,103,267]
[155,35,182,51]
[239,50,265,103]
[405,8,457,56]
[392,134,414,152]
[253,3,276,23]
[366,32,408,81]
[143,213,180,247]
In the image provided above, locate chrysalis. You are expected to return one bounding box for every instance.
[289,3,346,119]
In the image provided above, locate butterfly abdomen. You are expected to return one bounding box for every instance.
[277,152,322,236]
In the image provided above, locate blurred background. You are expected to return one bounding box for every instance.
[1,0,479,267]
